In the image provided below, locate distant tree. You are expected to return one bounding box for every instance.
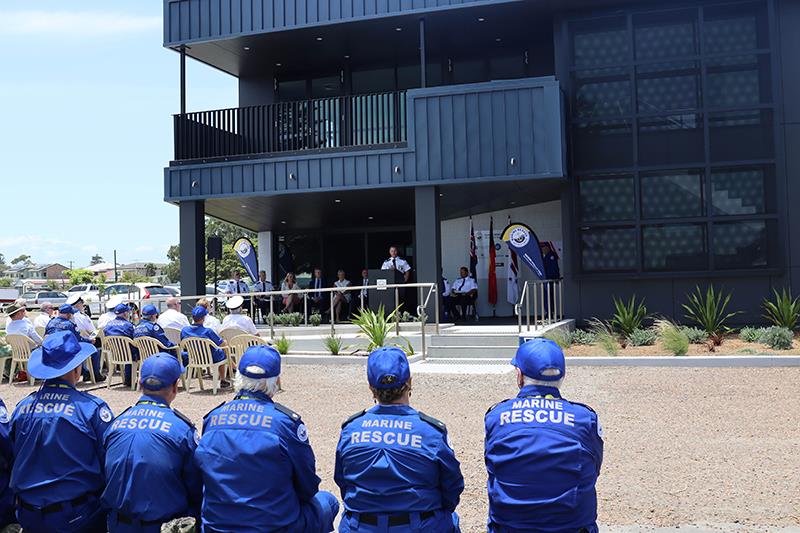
[45,280,60,290]
[205,218,257,285]
[121,271,147,284]
[144,263,157,277]
[0,253,5,267]
[92,275,106,295]
[0,278,11,288]
[10,254,32,266]
[165,245,180,283]
[65,269,94,286]
[90,254,104,265]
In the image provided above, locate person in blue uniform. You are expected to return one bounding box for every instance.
[10,331,113,533]
[0,399,14,528]
[134,304,177,352]
[484,338,603,533]
[104,303,139,386]
[44,304,80,338]
[102,353,201,532]
[336,347,464,533]
[180,306,229,388]
[195,345,339,533]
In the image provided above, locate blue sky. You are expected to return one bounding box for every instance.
[0,1,236,268]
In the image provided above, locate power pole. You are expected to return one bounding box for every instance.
[114,250,118,282]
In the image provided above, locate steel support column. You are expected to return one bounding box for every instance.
[179,201,205,312]
[414,186,441,315]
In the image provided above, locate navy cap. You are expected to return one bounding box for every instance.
[114,303,131,315]
[28,330,97,379]
[140,353,184,390]
[238,345,281,379]
[367,347,410,389]
[141,304,159,317]
[511,338,565,381]
[191,306,207,320]
[58,304,76,314]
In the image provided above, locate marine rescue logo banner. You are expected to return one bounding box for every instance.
[233,237,259,283]
[501,222,545,280]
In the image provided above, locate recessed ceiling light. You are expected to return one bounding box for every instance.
[368,216,374,220]
[344,54,350,59]
[275,62,282,67]
[316,36,323,41]
[395,27,402,32]
[439,193,444,197]
[281,220,287,224]
[243,46,251,51]
[477,17,485,22]
[241,205,247,208]
[495,37,502,42]
[510,201,516,205]
[334,199,342,203]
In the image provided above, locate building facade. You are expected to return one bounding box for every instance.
[164,0,799,322]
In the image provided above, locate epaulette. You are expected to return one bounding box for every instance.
[485,399,509,416]
[274,403,302,423]
[203,401,226,419]
[341,409,366,429]
[418,411,447,433]
[172,408,196,429]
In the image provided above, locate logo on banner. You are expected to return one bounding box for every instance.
[233,237,259,283]
[509,226,531,248]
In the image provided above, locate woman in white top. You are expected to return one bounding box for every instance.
[197,297,222,333]
[332,269,352,323]
[280,273,301,313]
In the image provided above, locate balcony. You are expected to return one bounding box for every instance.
[174,92,406,162]
[165,76,565,201]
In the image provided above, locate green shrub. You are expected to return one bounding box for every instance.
[681,326,709,344]
[543,329,572,349]
[589,318,619,356]
[762,289,800,330]
[739,326,768,343]
[351,304,399,350]
[570,329,596,345]
[627,328,657,347]
[323,335,346,355]
[759,326,794,350]
[610,295,649,337]
[287,312,303,327]
[274,335,292,355]
[309,313,322,327]
[655,319,689,356]
[683,285,741,345]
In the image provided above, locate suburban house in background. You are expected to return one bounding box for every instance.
[163,0,799,322]
[1,263,69,289]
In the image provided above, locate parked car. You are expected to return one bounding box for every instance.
[19,290,68,309]
[103,283,172,300]
[67,284,102,316]
[164,285,180,297]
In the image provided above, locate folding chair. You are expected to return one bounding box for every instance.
[179,337,230,395]
[5,335,33,386]
[227,334,267,370]
[136,336,187,390]
[104,336,140,391]
[164,327,183,346]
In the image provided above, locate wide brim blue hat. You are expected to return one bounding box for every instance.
[28,330,97,380]
[367,347,410,389]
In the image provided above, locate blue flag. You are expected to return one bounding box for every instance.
[233,237,259,283]
[501,222,545,280]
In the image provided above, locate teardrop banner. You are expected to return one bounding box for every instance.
[233,237,259,283]
[500,222,545,280]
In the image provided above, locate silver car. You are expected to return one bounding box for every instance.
[20,290,68,309]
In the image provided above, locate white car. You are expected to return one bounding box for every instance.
[66,284,102,315]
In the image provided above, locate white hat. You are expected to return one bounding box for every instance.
[105,295,124,310]
[65,293,83,306]
[225,295,244,310]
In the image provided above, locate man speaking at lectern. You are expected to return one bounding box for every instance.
[381,246,411,282]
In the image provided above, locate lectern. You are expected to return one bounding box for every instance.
[367,269,404,313]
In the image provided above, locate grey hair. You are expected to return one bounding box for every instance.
[40,302,53,311]
[234,372,280,397]
[522,375,564,389]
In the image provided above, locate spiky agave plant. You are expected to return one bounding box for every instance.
[350,304,400,351]
[682,285,741,346]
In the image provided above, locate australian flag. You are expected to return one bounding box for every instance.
[469,217,478,280]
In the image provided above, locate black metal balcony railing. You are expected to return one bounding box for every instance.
[174,91,407,161]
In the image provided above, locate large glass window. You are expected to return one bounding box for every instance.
[569,1,777,274]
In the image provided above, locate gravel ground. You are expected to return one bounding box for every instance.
[3,366,798,533]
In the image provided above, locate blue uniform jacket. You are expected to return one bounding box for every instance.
[102,395,201,521]
[484,385,603,533]
[0,400,14,524]
[105,317,139,358]
[45,316,81,341]
[335,405,463,516]
[195,390,320,533]
[10,380,114,506]
[134,321,175,349]
[181,324,224,362]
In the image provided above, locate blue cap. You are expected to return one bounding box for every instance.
[28,330,97,379]
[238,345,281,378]
[139,353,184,390]
[367,347,410,389]
[511,338,565,381]
[114,303,130,315]
[192,306,207,320]
[58,304,76,314]
[141,304,159,317]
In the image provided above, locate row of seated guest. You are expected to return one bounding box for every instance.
[278,268,370,322]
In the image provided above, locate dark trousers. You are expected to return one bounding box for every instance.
[18,494,107,533]
[453,293,477,319]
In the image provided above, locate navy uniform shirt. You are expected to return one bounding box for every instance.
[335,404,464,515]
[180,324,224,361]
[105,317,138,358]
[484,385,603,532]
[195,390,320,533]
[102,395,201,521]
[10,379,114,506]
[134,320,175,349]
[0,400,13,524]
[45,316,80,341]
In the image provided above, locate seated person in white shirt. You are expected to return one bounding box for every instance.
[66,294,96,341]
[221,295,259,336]
[253,270,276,323]
[157,297,190,331]
[97,295,123,330]
[451,266,478,320]
[380,246,411,282]
[197,297,222,334]
[33,302,56,330]
[332,269,352,323]
[5,302,42,345]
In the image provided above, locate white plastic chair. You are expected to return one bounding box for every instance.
[104,336,140,391]
[179,337,229,395]
[135,336,187,390]
[164,327,183,346]
[227,334,267,370]
[5,335,33,386]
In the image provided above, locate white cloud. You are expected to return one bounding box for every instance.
[0,11,161,37]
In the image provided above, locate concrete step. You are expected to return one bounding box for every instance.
[255,322,453,337]
[426,345,518,359]
[430,334,520,347]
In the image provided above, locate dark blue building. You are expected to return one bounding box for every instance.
[164,0,800,322]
